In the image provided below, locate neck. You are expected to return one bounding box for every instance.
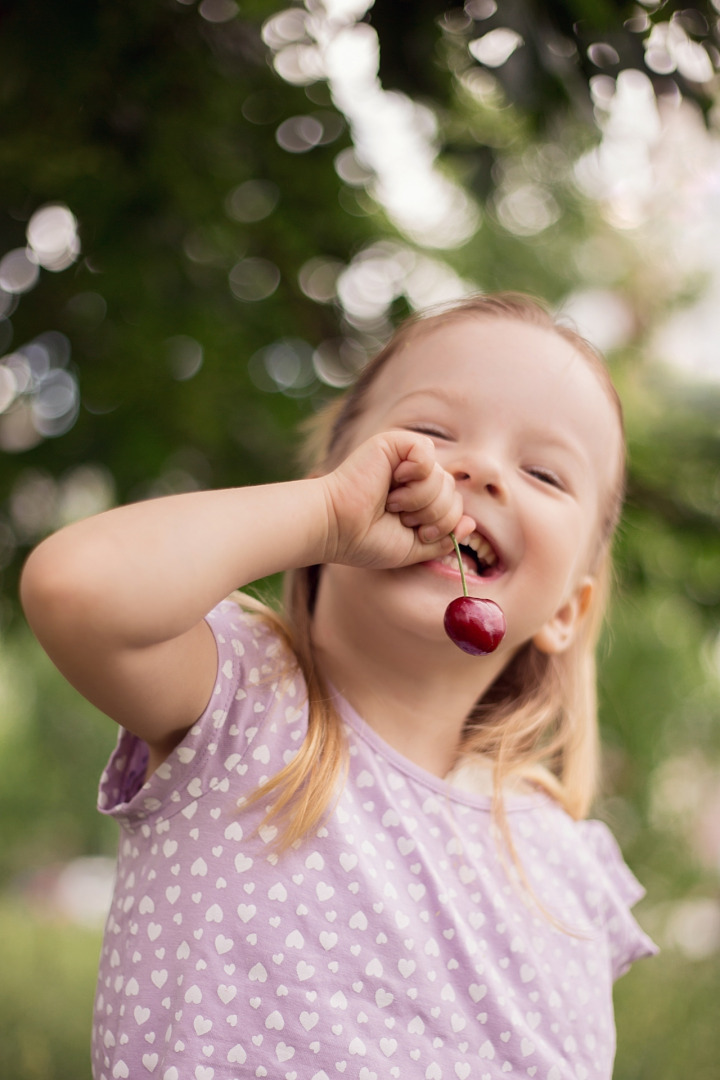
[311,589,511,778]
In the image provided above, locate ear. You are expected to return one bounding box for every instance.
[533,576,595,655]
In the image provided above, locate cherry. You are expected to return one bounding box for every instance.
[443,533,506,656]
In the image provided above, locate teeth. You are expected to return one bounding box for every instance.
[439,554,460,568]
[466,531,497,566]
[441,554,475,574]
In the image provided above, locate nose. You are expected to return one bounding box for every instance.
[449,451,508,502]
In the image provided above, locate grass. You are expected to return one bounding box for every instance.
[0,894,101,1080]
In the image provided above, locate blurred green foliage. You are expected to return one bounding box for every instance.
[1,1,720,1077]
[614,950,720,1079]
[0,895,102,1080]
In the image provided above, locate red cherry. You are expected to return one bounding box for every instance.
[443,532,506,655]
[444,595,506,655]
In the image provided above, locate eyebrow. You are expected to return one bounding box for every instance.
[392,387,467,408]
[392,388,593,465]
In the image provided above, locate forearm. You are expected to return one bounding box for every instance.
[21,478,332,650]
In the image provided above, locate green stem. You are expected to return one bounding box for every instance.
[450,532,468,598]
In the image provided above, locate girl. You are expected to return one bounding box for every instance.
[21,293,656,1080]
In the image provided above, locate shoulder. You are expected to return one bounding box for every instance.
[204,595,270,650]
[516,801,641,899]
[205,597,296,688]
[519,806,659,978]
[98,599,305,820]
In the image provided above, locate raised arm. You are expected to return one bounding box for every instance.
[20,478,334,750]
[20,430,471,759]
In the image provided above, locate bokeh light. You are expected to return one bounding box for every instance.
[0,332,79,450]
[225,180,280,223]
[0,289,17,319]
[468,27,524,67]
[298,256,343,303]
[275,110,344,153]
[166,335,204,381]
[9,470,58,539]
[198,0,237,24]
[572,59,720,382]
[32,370,78,437]
[0,250,39,295]
[228,257,280,302]
[261,7,308,51]
[312,337,366,387]
[276,115,324,153]
[26,204,80,272]
[495,182,561,236]
[402,256,471,310]
[266,4,481,249]
[334,147,374,187]
[56,465,116,527]
[336,243,411,321]
[464,0,497,19]
[51,857,116,929]
[333,241,471,328]
[272,43,325,86]
[645,18,715,81]
[248,338,316,395]
[0,368,16,413]
[8,463,115,544]
[557,289,635,353]
[587,42,620,68]
[665,899,720,960]
[575,69,662,230]
[183,230,230,266]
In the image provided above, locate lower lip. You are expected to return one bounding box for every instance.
[421,559,502,585]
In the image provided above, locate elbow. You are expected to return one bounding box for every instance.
[20,541,65,634]
[20,535,98,640]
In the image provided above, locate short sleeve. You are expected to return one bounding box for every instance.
[97,599,288,825]
[579,818,659,979]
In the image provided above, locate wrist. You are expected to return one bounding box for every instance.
[311,473,343,567]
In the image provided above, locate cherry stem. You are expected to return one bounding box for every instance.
[450,532,469,598]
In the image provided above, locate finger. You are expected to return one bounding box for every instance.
[386,462,450,515]
[397,467,457,525]
[405,512,476,561]
[387,433,436,488]
[452,516,477,545]
[413,496,468,543]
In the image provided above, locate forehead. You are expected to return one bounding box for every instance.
[362,316,623,494]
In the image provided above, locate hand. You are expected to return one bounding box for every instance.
[321,430,475,569]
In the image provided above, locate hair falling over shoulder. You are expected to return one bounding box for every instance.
[236,292,626,851]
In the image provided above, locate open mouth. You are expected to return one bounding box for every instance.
[436,531,499,578]
[463,531,499,574]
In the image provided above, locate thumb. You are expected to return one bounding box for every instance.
[408,514,476,562]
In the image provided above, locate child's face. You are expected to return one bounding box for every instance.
[324,316,623,658]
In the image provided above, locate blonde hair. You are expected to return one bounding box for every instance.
[240,292,626,849]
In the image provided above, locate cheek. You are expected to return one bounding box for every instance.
[576,490,615,574]
[532,503,592,581]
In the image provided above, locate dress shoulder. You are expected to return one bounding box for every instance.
[96,599,302,824]
[576,817,659,978]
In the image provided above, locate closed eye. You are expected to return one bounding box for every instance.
[527,466,565,490]
[405,424,452,441]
